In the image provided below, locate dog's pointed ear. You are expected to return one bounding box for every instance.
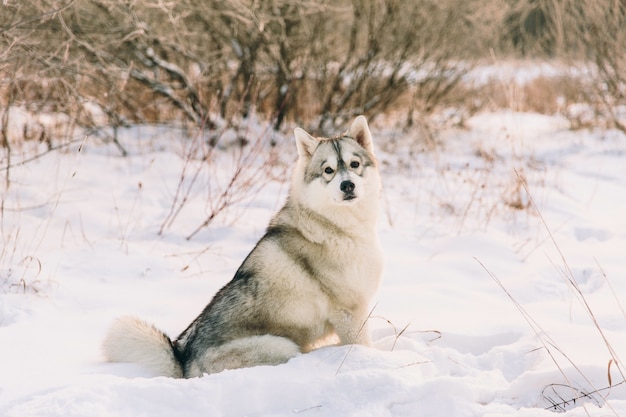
[347,115,374,154]
[294,127,319,158]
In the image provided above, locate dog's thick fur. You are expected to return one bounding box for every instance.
[102,116,383,377]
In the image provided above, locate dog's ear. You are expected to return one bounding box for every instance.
[347,115,374,154]
[294,127,319,158]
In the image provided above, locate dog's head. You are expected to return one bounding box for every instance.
[292,116,380,211]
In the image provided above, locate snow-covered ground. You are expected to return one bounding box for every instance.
[1,111,625,416]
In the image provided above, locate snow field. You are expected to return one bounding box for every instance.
[1,112,625,416]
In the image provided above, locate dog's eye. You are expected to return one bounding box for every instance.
[324,167,334,175]
[350,161,360,169]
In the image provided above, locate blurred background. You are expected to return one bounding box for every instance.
[1,0,625,146]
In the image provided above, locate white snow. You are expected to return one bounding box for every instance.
[1,111,625,416]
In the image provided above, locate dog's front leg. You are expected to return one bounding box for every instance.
[330,308,372,347]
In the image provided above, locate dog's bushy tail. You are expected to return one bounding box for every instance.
[102,316,183,378]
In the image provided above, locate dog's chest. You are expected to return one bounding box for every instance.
[322,237,383,302]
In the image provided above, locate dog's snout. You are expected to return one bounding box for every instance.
[340,180,355,194]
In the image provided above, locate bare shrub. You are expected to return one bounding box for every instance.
[501,0,626,131]
[1,0,503,138]
[307,0,501,132]
[478,72,586,114]
[159,122,287,240]
[569,0,626,132]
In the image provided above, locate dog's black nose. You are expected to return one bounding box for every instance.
[340,180,355,193]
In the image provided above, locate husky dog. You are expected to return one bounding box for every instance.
[102,116,384,378]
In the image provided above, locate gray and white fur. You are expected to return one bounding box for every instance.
[102,116,384,378]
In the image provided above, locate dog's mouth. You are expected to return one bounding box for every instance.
[342,193,357,201]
